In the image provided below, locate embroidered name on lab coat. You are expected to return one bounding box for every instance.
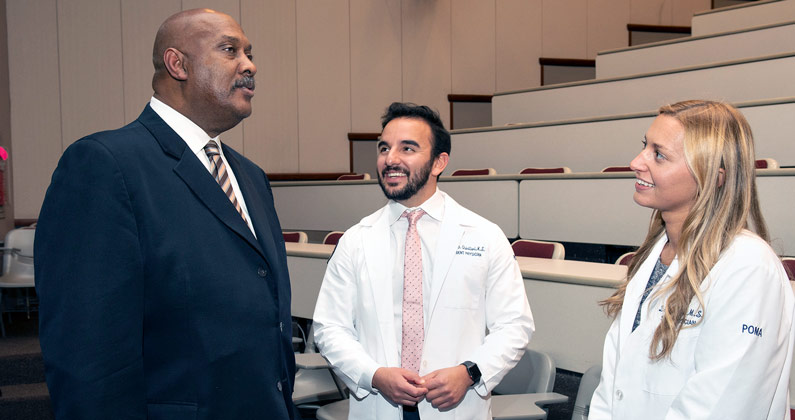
[456,245,485,257]
[742,324,763,337]
[657,305,703,326]
[684,308,703,326]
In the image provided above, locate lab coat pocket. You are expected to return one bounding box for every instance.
[642,332,699,395]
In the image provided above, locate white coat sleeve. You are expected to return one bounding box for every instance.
[589,317,620,419]
[664,257,795,420]
[469,230,535,396]
[312,233,382,399]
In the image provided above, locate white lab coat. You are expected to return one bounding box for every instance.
[591,230,795,420]
[313,191,534,420]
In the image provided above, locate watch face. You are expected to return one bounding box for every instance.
[464,361,481,383]
[470,364,481,382]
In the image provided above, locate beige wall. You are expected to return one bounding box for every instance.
[4,0,710,219]
[0,0,12,235]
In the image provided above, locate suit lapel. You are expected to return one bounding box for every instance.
[427,195,465,326]
[137,105,264,259]
[173,148,263,256]
[362,212,400,367]
[225,150,280,268]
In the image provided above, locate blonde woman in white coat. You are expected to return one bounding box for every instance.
[590,100,795,420]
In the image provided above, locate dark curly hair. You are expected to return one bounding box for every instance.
[381,102,451,160]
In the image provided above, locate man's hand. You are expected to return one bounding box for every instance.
[372,367,428,405]
[422,365,473,409]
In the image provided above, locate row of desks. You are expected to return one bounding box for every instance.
[272,170,795,256]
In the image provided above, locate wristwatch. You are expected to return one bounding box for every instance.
[460,361,481,385]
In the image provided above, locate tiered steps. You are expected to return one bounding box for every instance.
[539,58,595,86]
[627,24,691,46]
[449,98,795,174]
[494,0,795,126]
[0,317,53,419]
[692,0,795,36]
[493,52,795,125]
[598,20,795,78]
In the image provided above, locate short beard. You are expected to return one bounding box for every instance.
[378,158,434,202]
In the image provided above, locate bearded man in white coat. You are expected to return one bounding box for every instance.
[313,102,535,419]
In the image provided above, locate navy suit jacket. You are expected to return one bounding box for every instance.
[35,105,299,419]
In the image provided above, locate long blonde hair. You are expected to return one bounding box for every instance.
[601,100,769,360]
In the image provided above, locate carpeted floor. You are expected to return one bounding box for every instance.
[0,313,580,420]
[0,313,53,420]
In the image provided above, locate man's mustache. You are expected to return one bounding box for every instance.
[382,166,408,177]
[234,76,255,90]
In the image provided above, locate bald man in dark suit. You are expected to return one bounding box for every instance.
[35,9,299,419]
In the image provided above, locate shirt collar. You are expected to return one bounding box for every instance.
[149,96,221,155]
[387,188,445,225]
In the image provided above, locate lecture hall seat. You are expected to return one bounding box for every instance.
[490,348,567,420]
[615,251,636,266]
[571,365,602,420]
[323,231,344,246]
[451,168,497,176]
[0,226,36,337]
[336,173,371,180]
[755,158,779,169]
[782,257,795,282]
[519,166,572,174]
[512,239,565,260]
[292,324,346,408]
[601,166,632,173]
[282,231,309,243]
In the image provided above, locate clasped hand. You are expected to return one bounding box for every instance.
[372,365,473,410]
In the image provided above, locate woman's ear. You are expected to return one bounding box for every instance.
[717,168,725,188]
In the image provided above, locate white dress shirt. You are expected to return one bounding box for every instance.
[386,188,444,357]
[149,97,255,236]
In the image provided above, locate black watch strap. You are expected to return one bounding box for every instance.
[461,361,481,385]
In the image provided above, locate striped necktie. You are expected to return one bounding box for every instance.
[203,140,247,223]
[401,209,426,374]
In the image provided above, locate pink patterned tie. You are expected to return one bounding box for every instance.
[401,209,426,374]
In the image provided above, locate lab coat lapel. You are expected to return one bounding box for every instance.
[362,211,400,367]
[427,195,465,324]
[618,234,668,350]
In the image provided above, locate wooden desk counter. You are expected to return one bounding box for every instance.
[285,242,336,258]
[516,257,620,373]
[517,256,626,288]
[286,242,334,319]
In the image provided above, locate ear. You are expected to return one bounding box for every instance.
[431,152,449,177]
[717,168,725,188]
[163,48,188,81]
